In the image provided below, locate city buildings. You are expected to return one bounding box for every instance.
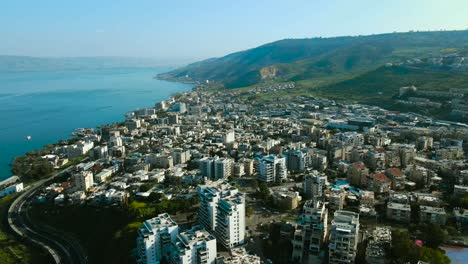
[73,171,94,192]
[197,181,245,249]
[365,227,392,264]
[136,213,179,264]
[256,155,287,183]
[328,211,360,264]
[169,226,217,264]
[303,170,327,200]
[292,200,328,263]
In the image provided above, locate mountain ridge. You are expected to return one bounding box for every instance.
[158,30,468,88]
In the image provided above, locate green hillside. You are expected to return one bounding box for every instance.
[158,30,468,88]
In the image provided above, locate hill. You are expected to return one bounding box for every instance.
[158,30,468,88]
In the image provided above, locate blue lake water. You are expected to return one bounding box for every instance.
[0,67,192,180]
[443,246,468,264]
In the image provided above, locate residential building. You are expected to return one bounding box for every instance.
[328,211,360,264]
[136,213,179,264]
[171,149,191,165]
[347,162,369,188]
[214,158,233,179]
[292,200,328,263]
[386,202,411,223]
[197,181,245,249]
[169,226,217,264]
[328,189,346,211]
[366,227,392,264]
[73,171,94,192]
[272,190,301,210]
[256,155,287,183]
[303,171,326,200]
[419,206,447,225]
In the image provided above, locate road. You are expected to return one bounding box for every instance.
[7,168,88,264]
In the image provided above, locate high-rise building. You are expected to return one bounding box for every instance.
[303,171,327,200]
[256,155,287,183]
[197,181,245,249]
[292,200,328,263]
[223,130,235,144]
[168,113,180,125]
[200,157,233,180]
[328,211,360,264]
[214,158,233,179]
[171,148,191,165]
[169,226,217,264]
[215,193,245,248]
[241,158,254,176]
[73,171,94,191]
[136,213,179,264]
[287,150,306,172]
[199,157,218,179]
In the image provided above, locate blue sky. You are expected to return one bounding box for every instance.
[1,0,467,59]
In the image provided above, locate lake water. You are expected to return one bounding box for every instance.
[0,67,192,180]
[442,246,468,264]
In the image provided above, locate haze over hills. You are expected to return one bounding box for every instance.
[158,30,468,88]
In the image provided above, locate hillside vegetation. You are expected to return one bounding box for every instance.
[158,30,468,88]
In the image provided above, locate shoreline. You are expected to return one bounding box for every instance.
[0,68,193,182]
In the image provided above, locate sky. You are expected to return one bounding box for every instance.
[1,0,467,60]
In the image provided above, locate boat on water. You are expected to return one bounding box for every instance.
[26,136,31,140]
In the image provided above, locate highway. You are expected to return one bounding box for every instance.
[7,168,88,264]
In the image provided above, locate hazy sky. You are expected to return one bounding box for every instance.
[1,0,467,59]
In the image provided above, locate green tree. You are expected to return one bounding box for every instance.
[246,206,254,217]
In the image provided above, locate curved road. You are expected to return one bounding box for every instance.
[7,169,88,264]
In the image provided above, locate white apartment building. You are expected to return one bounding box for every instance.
[292,200,328,263]
[67,140,94,159]
[94,169,112,183]
[199,157,218,179]
[197,181,245,249]
[136,213,179,264]
[200,157,233,180]
[73,171,94,191]
[171,149,191,165]
[169,226,217,264]
[303,171,327,199]
[214,158,233,179]
[223,130,235,144]
[256,155,287,183]
[215,194,245,248]
[386,202,411,223]
[328,211,360,264]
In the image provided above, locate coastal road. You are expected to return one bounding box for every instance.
[7,168,88,264]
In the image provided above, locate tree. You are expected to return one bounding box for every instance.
[246,206,254,217]
[258,183,271,200]
[251,179,259,189]
[420,224,447,248]
[139,183,153,192]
